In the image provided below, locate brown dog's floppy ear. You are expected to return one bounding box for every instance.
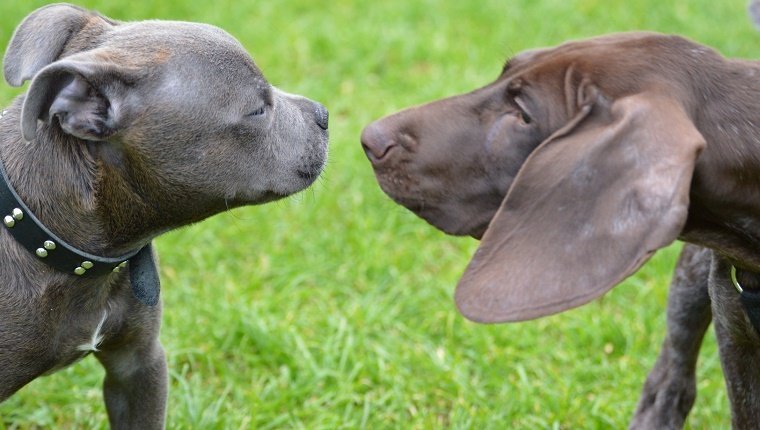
[455,89,705,323]
[21,55,138,142]
[3,4,110,87]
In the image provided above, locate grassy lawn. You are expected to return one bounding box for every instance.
[0,0,756,428]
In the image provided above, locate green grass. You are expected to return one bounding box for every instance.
[0,0,756,428]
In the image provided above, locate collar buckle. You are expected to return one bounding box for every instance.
[731,265,744,294]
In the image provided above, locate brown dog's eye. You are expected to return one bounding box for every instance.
[518,107,532,124]
[513,98,532,124]
[506,80,533,124]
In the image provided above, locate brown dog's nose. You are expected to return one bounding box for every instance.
[361,121,396,162]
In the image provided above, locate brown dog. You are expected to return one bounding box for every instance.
[1,4,327,428]
[362,32,760,427]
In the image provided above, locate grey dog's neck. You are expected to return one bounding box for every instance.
[0,99,138,257]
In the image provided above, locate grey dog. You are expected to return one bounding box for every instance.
[0,4,328,428]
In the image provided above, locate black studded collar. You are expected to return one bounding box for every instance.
[0,109,160,305]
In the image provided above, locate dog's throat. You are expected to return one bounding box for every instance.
[731,265,760,334]
[0,144,161,306]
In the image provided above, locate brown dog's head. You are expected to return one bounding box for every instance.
[362,33,709,323]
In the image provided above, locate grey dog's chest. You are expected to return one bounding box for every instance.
[43,308,113,373]
[0,276,134,373]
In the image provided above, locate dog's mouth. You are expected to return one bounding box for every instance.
[227,190,288,207]
[294,161,325,191]
[371,163,495,238]
[258,191,288,203]
[296,165,323,182]
[387,195,487,239]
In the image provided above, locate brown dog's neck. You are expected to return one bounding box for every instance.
[733,265,760,292]
[680,59,760,268]
[694,59,760,150]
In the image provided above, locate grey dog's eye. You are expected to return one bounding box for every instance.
[246,106,266,117]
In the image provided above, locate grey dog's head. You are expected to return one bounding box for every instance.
[3,4,328,244]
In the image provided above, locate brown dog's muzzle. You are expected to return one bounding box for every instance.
[360,98,509,239]
[360,114,426,216]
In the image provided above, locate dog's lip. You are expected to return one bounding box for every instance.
[229,190,289,206]
[390,195,490,238]
[296,162,325,181]
[297,169,320,181]
[262,191,287,200]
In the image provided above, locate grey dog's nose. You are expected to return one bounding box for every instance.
[314,103,329,130]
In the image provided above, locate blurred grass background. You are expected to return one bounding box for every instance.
[0,0,756,428]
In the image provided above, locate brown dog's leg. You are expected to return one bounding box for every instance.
[96,340,168,430]
[629,244,713,429]
[709,256,760,428]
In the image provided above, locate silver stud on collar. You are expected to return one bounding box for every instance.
[74,261,95,275]
[36,240,56,258]
[112,261,128,273]
[3,208,23,228]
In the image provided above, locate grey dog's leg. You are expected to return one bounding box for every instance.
[629,244,713,430]
[96,340,168,430]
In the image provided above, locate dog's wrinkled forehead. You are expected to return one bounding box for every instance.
[110,21,266,85]
[500,32,704,90]
[104,21,269,113]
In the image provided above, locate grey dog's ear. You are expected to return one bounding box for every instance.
[455,87,705,323]
[21,55,138,142]
[3,4,112,87]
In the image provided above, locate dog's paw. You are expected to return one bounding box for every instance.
[629,366,696,430]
